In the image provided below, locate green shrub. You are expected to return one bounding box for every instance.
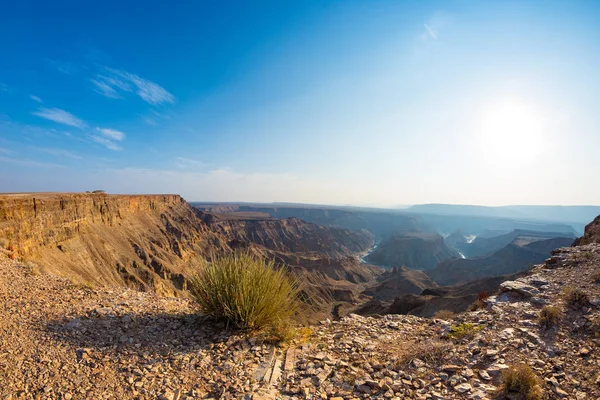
[433,310,455,320]
[189,252,300,337]
[538,306,561,330]
[501,364,543,400]
[563,287,590,309]
[448,323,483,340]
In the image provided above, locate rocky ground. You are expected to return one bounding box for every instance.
[1,244,599,400]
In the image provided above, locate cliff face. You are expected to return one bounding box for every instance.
[0,193,226,295]
[192,204,420,239]
[575,214,600,245]
[197,211,374,258]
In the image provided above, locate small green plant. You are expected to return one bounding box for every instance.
[501,364,543,400]
[433,310,456,320]
[448,323,483,340]
[563,286,590,309]
[538,306,561,330]
[189,252,300,339]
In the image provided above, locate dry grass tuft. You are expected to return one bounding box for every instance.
[396,340,450,368]
[501,364,543,400]
[468,290,490,311]
[538,306,561,330]
[189,252,300,341]
[563,286,590,309]
[433,310,456,320]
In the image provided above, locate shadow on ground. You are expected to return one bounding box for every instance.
[45,311,239,354]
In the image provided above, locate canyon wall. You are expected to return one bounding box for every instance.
[0,193,226,295]
[197,211,374,258]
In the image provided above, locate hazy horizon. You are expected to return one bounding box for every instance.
[2,1,600,206]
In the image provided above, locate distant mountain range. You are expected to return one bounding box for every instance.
[408,204,600,225]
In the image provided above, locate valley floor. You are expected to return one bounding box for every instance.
[1,244,599,400]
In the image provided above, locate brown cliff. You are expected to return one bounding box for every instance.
[0,193,226,295]
[197,211,375,258]
[574,214,600,245]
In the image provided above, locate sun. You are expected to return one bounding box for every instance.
[476,98,545,169]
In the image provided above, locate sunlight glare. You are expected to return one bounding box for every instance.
[477,99,545,171]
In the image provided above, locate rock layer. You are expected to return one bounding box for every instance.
[0,193,226,295]
[197,211,374,258]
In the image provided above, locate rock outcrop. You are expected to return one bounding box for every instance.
[574,214,600,245]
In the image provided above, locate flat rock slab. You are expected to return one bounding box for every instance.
[499,280,540,298]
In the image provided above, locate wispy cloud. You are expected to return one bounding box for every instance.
[46,59,83,75]
[0,147,13,154]
[32,107,86,128]
[0,83,8,92]
[90,135,123,151]
[90,78,122,99]
[92,67,175,105]
[175,157,204,168]
[35,147,82,160]
[30,95,43,103]
[143,110,172,126]
[424,24,437,40]
[420,13,451,42]
[0,156,63,168]
[96,127,125,141]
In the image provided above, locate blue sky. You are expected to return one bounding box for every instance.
[1,1,599,206]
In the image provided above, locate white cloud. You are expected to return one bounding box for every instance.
[32,107,86,128]
[420,13,451,42]
[35,147,82,160]
[0,156,63,168]
[88,167,356,204]
[96,127,125,141]
[175,157,204,168]
[424,24,437,40]
[92,67,175,105]
[90,135,123,151]
[90,79,122,99]
[30,95,43,103]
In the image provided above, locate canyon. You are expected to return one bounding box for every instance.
[0,192,581,320]
[1,195,599,399]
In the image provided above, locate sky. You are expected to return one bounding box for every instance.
[1,0,599,206]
